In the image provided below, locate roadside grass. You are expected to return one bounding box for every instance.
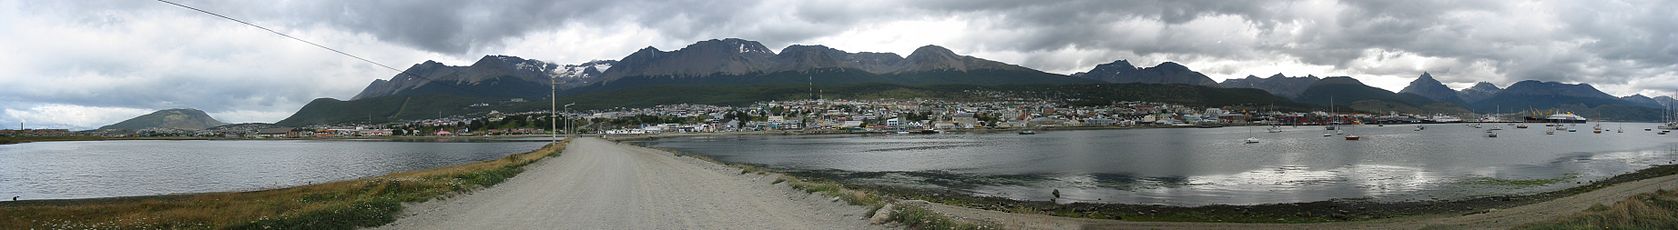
[0,139,569,229]
[1521,189,1678,229]
[891,204,990,230]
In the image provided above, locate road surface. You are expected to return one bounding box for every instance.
[375,137,881,229]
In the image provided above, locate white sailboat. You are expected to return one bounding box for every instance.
[1244,110,1259,144]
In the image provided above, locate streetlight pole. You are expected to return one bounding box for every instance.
[563,103,575,138]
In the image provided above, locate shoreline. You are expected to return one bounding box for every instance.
[621,134,1678,225]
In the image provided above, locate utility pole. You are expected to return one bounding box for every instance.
[550,73,558,143]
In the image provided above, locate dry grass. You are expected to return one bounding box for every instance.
[1521,189,1678,229]
[0,139,569,229]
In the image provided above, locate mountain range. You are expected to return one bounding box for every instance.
[277,38,1671,126]
[100,108,225,131]
[1069,60,1220,87]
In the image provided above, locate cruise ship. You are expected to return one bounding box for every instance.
[1423,114,1463,123]
[1529,112,1588,123]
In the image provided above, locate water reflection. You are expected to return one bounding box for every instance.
[641,123,1678,205]
[0,140,545,200]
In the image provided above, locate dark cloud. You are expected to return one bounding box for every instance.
[6,0,1678,129]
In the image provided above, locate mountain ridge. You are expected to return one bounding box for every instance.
[99,108,226,131]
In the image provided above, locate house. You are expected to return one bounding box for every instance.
[256,128,292,138]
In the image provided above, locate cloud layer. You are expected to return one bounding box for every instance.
[3,0,1675,129]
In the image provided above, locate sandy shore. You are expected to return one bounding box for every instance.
[372,137,883,229]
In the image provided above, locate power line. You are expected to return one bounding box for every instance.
[155,0,405,74]
[156,0,553,124]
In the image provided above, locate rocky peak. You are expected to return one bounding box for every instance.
[1072,59,1218,87]
[899,45,971,72]
[1467,82,1500,91]
[1219,73,1323,97]
[1457,81,1503,103]
[1399,72,1461,102]
[687,38,775,55]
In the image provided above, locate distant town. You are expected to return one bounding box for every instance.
[8,93,1569,140]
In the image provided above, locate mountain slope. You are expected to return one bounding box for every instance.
[99,108,225,130]
[599,39,1043,82]
[1070,60,1220,87]
[1621,94,1662,108]
[289,39,1095,126]
[352,56,614,100]
[1471,80,1622,112]
[1457,82,1502,103]
[1398,72,1463,103]
[1291,76,1469,114]
[1219,73,1321,97]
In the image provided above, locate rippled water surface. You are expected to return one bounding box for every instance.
[637,123,1678,206]
[0,140,546,200]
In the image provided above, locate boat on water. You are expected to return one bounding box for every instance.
[1425,114,1463,123]
[914,129,943,134]
[1345,135,1361,140]
[1017,130,1036,135]
[1526,112,1588,124]
[1244,137,1259,144]
[1414,125,1425,131]
[1516,124,1528,129]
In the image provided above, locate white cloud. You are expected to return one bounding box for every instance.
[2,104,151,130]
[5,0,1678,129]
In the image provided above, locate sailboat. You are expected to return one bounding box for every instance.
[1244,110,1259,144]
[1330,97,1359,140]
[1016,109,1036,135]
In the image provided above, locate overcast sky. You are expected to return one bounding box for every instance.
[3,0,1676,130]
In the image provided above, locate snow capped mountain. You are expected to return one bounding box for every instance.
[350,56,616,100]
[599,39,1039,82]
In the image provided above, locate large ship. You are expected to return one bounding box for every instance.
[1528,112,1588,123]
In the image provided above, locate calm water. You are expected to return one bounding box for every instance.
[0,140,547,200]
[637,123,1678,206]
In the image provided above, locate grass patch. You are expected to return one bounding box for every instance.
[891,204,991,230]
[1521,189,1678,229]
[0,139,569,229]
[1464,174,1578,187]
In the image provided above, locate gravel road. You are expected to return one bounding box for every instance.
[373,137,882,229]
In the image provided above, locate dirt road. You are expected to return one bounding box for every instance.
[913,171,1678,229]
[374,137,881,229]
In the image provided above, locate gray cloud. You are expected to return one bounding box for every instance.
[5,0,1678,129]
